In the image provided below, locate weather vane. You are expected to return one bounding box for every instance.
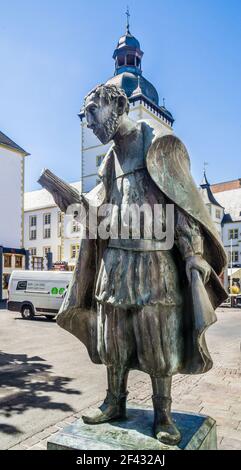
[203,161,208,175]
[126,6,130,33]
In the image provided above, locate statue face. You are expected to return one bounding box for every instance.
[84,93,120,144]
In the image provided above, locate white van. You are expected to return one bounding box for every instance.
[7,270,72,319]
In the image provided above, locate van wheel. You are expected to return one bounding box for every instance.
[21,306,34,320]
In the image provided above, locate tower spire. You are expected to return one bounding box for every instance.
[203,161,208,176]
[113,9,143,77]
[201,162,209,186]
[125,6,130,33]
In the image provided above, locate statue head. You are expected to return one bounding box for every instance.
[84,84,129,144]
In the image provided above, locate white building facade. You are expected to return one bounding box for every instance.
[0,130,29,299]
[212,180,241,270]
[24,182,82,270]
[199,178,241,291]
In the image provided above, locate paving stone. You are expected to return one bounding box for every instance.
[200,408,234,420]
[42,425,60,434]
[32,429,52,441]
[219,437,241,450]
[216,418,240,430]
[62,415,77,424]
[9,444,29,450]
[18,435,43,447]
[27,444,45,450]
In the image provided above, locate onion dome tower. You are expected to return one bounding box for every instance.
[105,10,174,126]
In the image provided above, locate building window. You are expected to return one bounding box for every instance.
[30,215,37,227]
[71,244,80,259]
[15,256,23,268]
[215,209,221,219]
[228,251,239,263]
[32,257,43,271]
[44,213,51,225]
[44,227,51,239]
[30,229,37,240]
[228,229,239,240]
[43,247,51,257]
[29,248,37,256]
[4,255,12,268]
[43,213,51,238]
[72,220,81,233]
[29,215,37,240]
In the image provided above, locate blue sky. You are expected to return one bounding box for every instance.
[1,0,241,191]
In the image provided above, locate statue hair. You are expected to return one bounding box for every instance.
[84,84,129,114]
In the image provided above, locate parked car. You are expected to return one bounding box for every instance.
[8,270,72,319]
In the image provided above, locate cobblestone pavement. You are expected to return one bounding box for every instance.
[9,308,241,450]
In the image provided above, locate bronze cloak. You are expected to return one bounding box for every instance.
[57,120,228,374]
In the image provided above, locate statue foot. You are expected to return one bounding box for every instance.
[154,416,181,445]
[82,390,127,425]
[152,394,181,445]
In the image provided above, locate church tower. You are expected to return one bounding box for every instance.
[79,15,174,192]
[199,170,224,236]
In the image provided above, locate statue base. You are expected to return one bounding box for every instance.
[47,403,217,450]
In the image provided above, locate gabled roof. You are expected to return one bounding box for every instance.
[200,172,223,208]
[0,130,30,156]
[24,181,81,211]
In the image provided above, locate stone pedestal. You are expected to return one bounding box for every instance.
[47,404,217,450]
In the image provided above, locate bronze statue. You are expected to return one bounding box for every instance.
[41,84,227,445]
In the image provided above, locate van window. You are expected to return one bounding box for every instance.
[16,281,27,290]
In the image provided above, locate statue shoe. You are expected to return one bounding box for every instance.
[152,396,181,445]
[82,390,127,425]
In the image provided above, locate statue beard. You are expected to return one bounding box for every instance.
[93,111,119,144]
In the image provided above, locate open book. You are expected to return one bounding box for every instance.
[38,168,83,207]
[38,168,105,213]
